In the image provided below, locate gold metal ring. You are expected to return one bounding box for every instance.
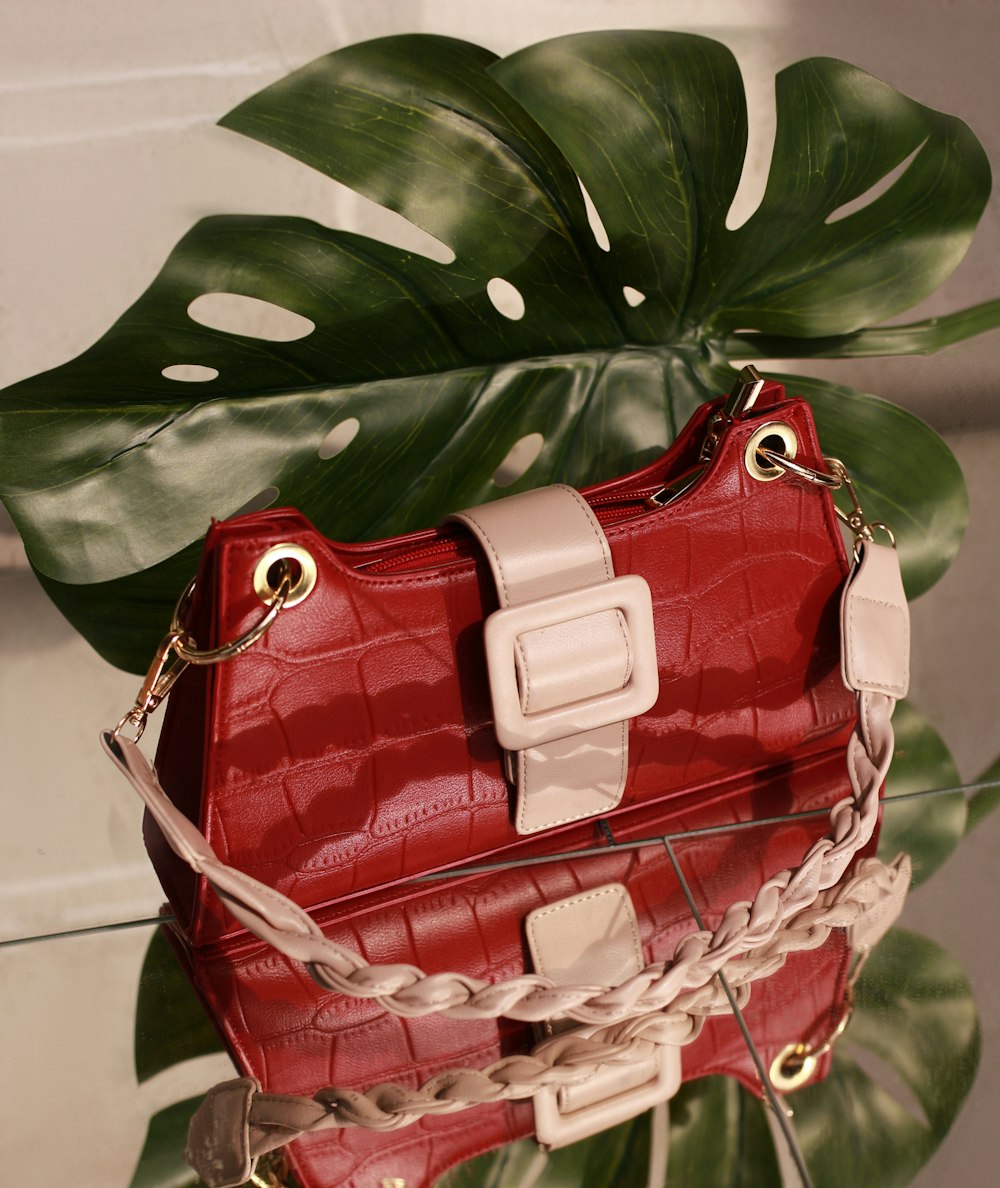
[865,521,897,548]
[113,708,148,744]
[744,422,798,482]
[170,568,293,664]
[253,543,317,608]
[769,1042,819,1092]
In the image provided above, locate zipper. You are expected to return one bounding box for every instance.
[353,374,775,578]
[357,465,708,576]
[360,536,466,574]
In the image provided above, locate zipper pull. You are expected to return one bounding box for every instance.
[648,367,768,509]
[699,364,765,462]
[723,363,766,418]
[647,463,705,508]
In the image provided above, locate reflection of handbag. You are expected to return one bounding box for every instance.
[173,791,909,1188]
[104,367,910,1185]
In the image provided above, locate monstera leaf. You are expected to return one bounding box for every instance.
[791,928,980,1187]
[129,1098,207,1188]
[134,928,224,1084]
[0,31,993,670]
[878,701,965,887]
[965,752,1000,834]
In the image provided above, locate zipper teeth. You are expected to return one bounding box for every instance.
[588,484,666,507]
[363,539,463,574]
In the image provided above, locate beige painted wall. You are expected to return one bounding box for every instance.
[2,2,997,1185]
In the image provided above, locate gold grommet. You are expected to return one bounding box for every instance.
[769,1042,819,1093]
[745,422,798,482]
[253,543,317,608]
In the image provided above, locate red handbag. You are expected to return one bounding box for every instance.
[103,367,910,1186]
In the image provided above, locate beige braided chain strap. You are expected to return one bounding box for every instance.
[184,854,911,1187]
[102,541,908,1027]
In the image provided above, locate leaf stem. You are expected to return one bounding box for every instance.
[720,298,1000,359]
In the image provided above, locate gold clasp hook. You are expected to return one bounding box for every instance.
[249,1152,292,1187]
[824,458,896,553]
[112,562,296,743]
[754,449,896,556]
[113,630,189,743]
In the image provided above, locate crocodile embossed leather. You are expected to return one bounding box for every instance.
[147,379,859,947]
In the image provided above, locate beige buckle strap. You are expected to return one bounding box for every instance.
[450,485,658,835]
[525,884,681,1147]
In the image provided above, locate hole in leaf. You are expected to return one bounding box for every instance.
[227,487,279,518]
[579,179,610,251]
[493,433,544,488]
[623,286,646,307]
[318,417,360,460]
[188,293,315,341]
[327,182,456,263]
[726,72,778,230]
[487,277,525,321]
[825,142,926,223]
[162,364,218,383]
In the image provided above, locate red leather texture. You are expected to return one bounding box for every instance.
[174,753,861,1188]
[149,385,855,949]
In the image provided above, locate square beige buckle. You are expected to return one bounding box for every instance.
[483,574,659,751]
[533,1039,681,1149]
